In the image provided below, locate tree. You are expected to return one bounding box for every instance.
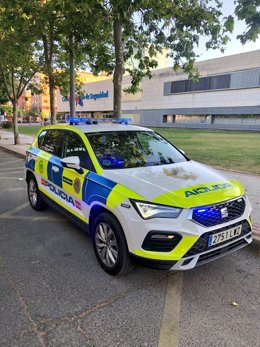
[0,1,42,144]
[24,0,102,123]
[87,0,233,117]
[53,0,111,118]
[235,0,260,43]
[22,0,67,125]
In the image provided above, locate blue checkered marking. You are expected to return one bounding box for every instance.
[47,156,64,188]
[82,172,117,206]
[26,147,41,171]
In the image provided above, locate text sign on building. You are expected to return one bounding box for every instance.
[62,91,109,106]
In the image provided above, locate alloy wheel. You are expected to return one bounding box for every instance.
[28,179,38,207]
[95,222,119,268]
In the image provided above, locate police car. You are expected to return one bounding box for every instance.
[25,119,252,275]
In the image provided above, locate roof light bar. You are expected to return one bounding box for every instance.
[65,117,131,125]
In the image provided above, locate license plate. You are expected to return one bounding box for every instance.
[208,225,242,247]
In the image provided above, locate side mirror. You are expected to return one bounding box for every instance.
[61,156,84,174]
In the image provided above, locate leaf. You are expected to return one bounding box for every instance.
[224,15,234,33]
[231,301,239,307]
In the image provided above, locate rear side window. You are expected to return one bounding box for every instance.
[39,129,64,157]
[38,130,47,148]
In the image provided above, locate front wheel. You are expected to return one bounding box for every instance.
[27,175,46,211]
[92,213,134,276]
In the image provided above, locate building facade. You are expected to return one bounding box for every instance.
[57,50,260,130]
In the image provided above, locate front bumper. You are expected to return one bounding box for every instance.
[170,221,252,270]
[117,196,252,270]
[131,220,252,270]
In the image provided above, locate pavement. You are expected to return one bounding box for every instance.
[0,128,259,242]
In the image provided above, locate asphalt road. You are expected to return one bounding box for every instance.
[0,149,259,347]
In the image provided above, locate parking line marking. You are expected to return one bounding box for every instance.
[0,202,29,217]
[158,272,183,347]
[0,171,25,175]
[0,166,25,171]
[0,159,23,166]
[0,177,25,180]
[0,215,63,221]
[1,187,25,192]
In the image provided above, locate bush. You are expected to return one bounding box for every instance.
[2,121,12,129]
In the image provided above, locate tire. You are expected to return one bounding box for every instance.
[92,212,135,276]
[27,174,47,211]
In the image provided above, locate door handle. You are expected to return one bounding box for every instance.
[52,166,59,173]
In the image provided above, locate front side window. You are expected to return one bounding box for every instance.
[63,131,94,171]
[86,131,187,169]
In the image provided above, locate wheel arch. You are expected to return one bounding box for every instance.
[89,204,128,245]
[26,169,35,183]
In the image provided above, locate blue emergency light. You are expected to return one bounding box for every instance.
[65,117,131,125]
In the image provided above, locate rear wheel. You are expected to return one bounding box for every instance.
[92,212,134,276]
[27,175,46,211]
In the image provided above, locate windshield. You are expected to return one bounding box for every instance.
[86,130,188,169]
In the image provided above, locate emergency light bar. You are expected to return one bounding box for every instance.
[65,117,131,125]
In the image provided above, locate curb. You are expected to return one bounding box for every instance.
[0,144,26,160]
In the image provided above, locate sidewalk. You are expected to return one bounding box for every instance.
[0,129,33,159]
[0,128,259,243]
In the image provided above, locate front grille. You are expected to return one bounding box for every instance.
[142,231,182,252]
[192,197,245,227]
[185,220,251,257]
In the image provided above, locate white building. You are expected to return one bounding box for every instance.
[57,50,260,130]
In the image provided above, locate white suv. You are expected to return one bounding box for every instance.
[25,121,252,275]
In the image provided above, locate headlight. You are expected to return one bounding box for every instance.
[131,200,182,219]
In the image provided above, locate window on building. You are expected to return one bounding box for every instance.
[168,73,231,94]
[163,115,175,123]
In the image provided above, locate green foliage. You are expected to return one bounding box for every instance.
[235,0,260,43]
[0,0,233,124]
[86,1,233,95]
[0,2,42,101]
[23,107,41,118]
[0,83,9,105]
[0,0,43,143]
[1,104,12,116]
[2,121,12,129]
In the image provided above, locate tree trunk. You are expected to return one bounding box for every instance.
[12,99,20,145]
[69,35,76,118]
[42,24,56,125]
[49,71,56,124]
[113,14,124,118]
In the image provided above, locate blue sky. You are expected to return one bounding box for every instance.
[196,1,260,61]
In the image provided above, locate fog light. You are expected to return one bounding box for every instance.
[150,234,175,239]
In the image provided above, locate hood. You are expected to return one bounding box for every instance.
[102,161,244,208]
